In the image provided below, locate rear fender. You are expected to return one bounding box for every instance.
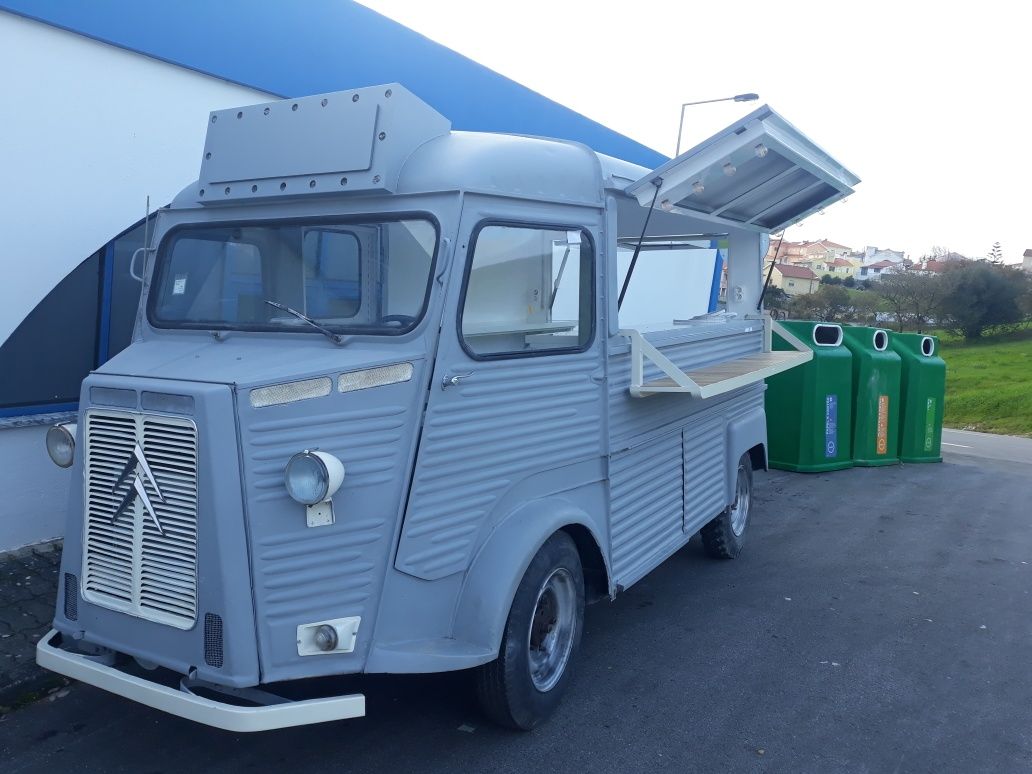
[726,407,767,501]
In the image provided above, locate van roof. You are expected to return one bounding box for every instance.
[395,131,650,205]
[171,84,653,211]
[172,130,650,210]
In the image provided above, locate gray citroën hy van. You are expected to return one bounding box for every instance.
[38,85,858,731]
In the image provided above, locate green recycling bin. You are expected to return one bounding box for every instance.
[890,332,946,463]
[765,321,853,472]
[841,326,901,466]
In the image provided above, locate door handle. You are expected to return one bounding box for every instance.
[442,371,473,390]
[129,247,153,282]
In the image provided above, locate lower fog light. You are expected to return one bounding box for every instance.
[296,617,361,656]
[314,624,339,652]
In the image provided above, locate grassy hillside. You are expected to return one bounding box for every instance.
[938,329,1032,436]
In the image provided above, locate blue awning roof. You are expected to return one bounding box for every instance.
[0,0,666,168]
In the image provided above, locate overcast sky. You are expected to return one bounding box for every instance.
[360,0,1030,262]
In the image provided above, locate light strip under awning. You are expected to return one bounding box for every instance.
[625,105,860,233]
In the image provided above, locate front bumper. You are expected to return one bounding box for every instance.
[36,630,365,732]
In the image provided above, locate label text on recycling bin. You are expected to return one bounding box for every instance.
[824,394,837,458]
[924,397,936,452]
[876,394,889,454]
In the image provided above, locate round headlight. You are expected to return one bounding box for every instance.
[46,423,76,468]
[285,452,330,505]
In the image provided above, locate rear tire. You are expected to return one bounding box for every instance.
[475,531,584,730]
[701,454,753,559]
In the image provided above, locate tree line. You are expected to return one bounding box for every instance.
[766,261,1032,340]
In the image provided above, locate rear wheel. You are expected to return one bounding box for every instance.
[701,454,754,559]
[475,532,584,730]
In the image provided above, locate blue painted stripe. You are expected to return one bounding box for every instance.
[708,244,725,312]
[97,242,115,364]
[0,0,666,168]
[0,402,78,419]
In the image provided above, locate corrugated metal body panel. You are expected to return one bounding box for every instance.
[720,384,767,422]
[608,432,683,584]
[605,327,768,588]
[397,354,603,580]
[682,415,728,534]
[238,367,426,681]
[248,404,405,625]
[608,327,764,449]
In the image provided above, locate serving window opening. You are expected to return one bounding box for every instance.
[613,194,728,331]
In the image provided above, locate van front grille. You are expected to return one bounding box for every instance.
[82,409,199,629]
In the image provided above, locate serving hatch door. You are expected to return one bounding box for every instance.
[625,105,860,233]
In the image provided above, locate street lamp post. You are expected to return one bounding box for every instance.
[675,93,759,156]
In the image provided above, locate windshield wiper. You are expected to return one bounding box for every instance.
[263,299,345,345]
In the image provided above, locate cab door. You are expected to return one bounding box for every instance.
[395,201,606,582]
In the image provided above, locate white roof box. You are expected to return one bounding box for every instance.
[626,105,860,233]
[196,83,450,204]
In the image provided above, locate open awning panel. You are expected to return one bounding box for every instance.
[626,105,860,233]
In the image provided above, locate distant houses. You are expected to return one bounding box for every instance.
[825,257,859,280]
[764,238,851,266]
[753,238,1029,295]
[761,239,920,284]
[860,245,905,265]
[858,260,897,280]
[915,259,950,275]
[915,250,978,275]
[764,262,821,296]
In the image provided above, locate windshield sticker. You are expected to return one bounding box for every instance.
[173,275,188,295]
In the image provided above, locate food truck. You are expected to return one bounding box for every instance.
[38,85,858,730]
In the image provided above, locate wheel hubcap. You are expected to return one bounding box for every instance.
[729,463,751,537]
[527,567,576,692]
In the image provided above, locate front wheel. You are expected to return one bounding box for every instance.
[475,532,584,730]
[701,453,754,559]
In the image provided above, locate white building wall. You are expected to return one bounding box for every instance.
[0,12,271,551]
[1,424,76,551]
[0,12,271,344]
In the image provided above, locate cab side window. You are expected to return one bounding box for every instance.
[460,224,593,357]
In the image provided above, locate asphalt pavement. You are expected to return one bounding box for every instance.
[2,445,1031,773]
[941,428,1032,465]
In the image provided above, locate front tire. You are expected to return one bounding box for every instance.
[475,531,584,730]
[701,453,754,559]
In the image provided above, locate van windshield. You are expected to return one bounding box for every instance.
[149,217,438,335]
